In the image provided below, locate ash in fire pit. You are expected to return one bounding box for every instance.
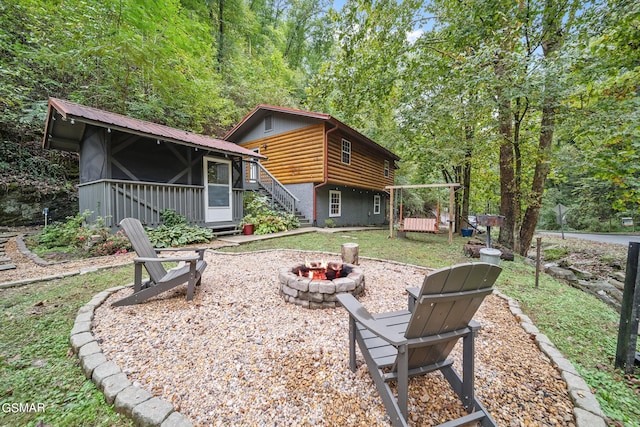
[279,260,364,309]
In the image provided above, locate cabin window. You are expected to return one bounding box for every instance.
[329,190,341,217]
[384,160,390,177]
[341,139,351,164]
[373,195,381,214]
[264,115,273,132]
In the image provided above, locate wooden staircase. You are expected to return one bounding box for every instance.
[245,161,311,227]
[252,187,312,228]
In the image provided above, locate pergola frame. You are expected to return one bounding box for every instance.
[385,183,461,243]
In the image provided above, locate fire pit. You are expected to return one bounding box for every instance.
[278,260,365,309]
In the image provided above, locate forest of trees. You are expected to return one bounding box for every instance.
[0,0,637,255]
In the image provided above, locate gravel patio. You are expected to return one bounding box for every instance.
[93,249,577,426]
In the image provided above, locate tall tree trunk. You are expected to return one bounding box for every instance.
[519,101,555,254]
[497,87,517,249]
[217,0,224,68]
[519,0,564,256]
[461,126,473,232]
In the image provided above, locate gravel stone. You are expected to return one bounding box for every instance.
[92,250,578,426]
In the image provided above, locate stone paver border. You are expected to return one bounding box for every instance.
[70,286,193,427]
[494,290,607,427]
[0,234,131,290]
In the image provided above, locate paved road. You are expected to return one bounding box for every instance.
[540,231,640,246]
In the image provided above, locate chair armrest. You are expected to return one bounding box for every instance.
[155,247,206,252]
[154,247,206,260]
[468,319,481,335]
[336,294,407,346]
[134,255,199,264]
[406,287,419,311]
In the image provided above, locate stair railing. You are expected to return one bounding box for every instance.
[244,160,299,213]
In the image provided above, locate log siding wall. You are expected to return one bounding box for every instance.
[239,124,325,185]
[327,132,394,190]
[239,123,395,191]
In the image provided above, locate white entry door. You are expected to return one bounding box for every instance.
[204,157,232,222]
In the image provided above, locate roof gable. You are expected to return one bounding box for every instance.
[224,104,400,161]
[43,98,265,159]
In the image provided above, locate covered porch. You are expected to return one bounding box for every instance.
[42,98,269,231]
[78,179,245,229]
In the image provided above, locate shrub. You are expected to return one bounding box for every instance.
[85,229,131,257]
[146,210,214,247]
[543,246,569,261]
[241,193,299,235]
[159,209,188,227]
[36,211,91,249]
[32,211,131,257]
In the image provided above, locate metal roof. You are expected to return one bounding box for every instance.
[43,98,266,159]
[224,104,400,161]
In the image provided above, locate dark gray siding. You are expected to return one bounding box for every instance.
[316,184,387,227]
[235,113,320,144]
[78,128,244,188]
[285,183,314,221]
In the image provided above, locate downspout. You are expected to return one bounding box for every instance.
[313,123,338,226]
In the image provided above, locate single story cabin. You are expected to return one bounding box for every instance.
[42,98,266,231]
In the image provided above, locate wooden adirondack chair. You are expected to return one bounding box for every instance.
[112,218,208,306]
[336,262,502,427]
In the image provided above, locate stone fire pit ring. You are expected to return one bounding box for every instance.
[278,263,365,309]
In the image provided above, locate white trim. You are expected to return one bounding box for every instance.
[373,194,381,214]
[384,160,390,177]
[204,157,232,222]
[329,190,342,217]
[249,148,260,182]
[341,139,351,165]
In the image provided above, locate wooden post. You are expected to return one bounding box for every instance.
[535,236,542,288]
[389,188,394,238]
[341,243,359,265]
[448,185,455,244]
[615,242,640,372]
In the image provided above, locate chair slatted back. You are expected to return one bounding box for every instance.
[403,263,501,370]
[119,218,167,283]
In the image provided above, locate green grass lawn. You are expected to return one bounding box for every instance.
[0,267,134,427]
[1,229,638,426]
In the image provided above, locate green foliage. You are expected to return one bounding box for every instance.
[0,267,134,426]
[159,209,188,227]
[241,192,299,235]
[146,210,214,247]
[35,211,91,249]
[543,246,569,261]
[31,211,131,257]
